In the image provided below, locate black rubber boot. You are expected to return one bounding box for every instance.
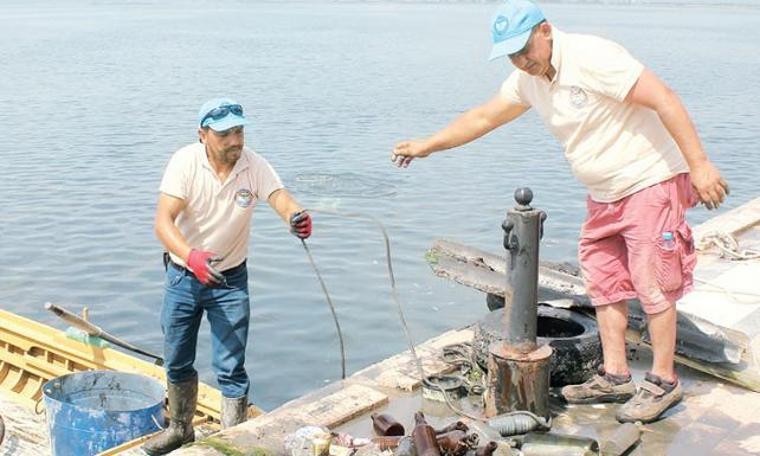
[220,395,249,429]
[142,375,198,456]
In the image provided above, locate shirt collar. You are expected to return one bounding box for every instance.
[201,145,250,182]
[548,27,563,85]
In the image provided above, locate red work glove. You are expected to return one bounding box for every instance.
[289,211,312,239]
[186,249,224,286]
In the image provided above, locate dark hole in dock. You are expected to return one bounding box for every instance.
[537,316,584,338]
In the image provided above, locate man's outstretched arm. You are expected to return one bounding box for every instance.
[391,95,529,168]
[268,189,311,239]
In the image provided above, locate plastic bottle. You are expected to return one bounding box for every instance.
[662,231,676,251]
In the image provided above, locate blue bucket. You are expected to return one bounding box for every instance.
[43,370,165,456]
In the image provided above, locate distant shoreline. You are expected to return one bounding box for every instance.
[324,0,760,7]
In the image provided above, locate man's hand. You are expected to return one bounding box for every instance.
[289,211,312,239]
[691,161,729,210]
[391,140,432,168]
[186,249,224,286]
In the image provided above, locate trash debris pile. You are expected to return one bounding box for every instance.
[285,411,497,456]
[284,408,641,456]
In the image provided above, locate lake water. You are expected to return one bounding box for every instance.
[1,0,759,411]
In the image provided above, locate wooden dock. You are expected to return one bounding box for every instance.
[172,198,760,456]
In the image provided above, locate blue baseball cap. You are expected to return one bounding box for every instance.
[489,0,546,61]
[197,97,249,132]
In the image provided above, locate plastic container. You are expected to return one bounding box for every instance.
[43,370,164,456]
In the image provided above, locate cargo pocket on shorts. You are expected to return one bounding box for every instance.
[676,221,697,278]
[655,232,683,292]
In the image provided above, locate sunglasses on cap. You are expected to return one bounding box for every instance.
[200,104,244,127]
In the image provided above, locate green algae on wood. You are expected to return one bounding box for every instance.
[192,437,273,456]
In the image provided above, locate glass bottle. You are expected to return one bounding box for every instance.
[412,411,441,456]
[371,413,405,436]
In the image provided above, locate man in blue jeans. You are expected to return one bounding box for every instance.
[143,98,312,455]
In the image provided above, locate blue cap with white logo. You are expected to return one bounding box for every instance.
[197,97,249,132]
[488,0,546,61]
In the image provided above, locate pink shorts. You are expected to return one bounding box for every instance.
[579,173,698,315]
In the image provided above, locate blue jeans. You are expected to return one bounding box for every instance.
[161,261,250,398]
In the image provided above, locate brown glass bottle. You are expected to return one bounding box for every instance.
[435,421,468,435]
[474,441,498,456]
[412,411,441,456]
[435,430,468,455]
[371,413,405,436]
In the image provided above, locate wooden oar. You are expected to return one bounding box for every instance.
[45,303,164,366]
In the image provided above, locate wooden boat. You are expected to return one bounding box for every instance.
[0,308,263,455]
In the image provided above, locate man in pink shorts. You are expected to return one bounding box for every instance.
[390,0,728,423]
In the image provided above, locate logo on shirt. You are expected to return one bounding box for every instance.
[569,86,588,108]
[235,189,253,208]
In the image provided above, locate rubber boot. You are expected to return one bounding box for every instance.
[221,395,249,429]
[142,375,198,456]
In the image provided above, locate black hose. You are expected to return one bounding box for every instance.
[300,209,548,429]
[300,238,347,380]
[303,208,426,381]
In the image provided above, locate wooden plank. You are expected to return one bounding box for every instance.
[693,197,760,251]
[352,328,473,391]
[625,327,760,393]
[96,416,216,456]
[428,240,590,305]
[427,240,759,390]
[297,384,388,428]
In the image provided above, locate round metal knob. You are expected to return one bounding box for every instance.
[514,187,533,206]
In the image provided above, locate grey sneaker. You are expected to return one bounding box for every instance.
[561,367,636,404]
[616,372,682,423]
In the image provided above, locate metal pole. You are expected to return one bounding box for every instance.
[501,187,543,352]
[484,187,552,418]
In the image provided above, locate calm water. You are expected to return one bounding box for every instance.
[1,1,759,411]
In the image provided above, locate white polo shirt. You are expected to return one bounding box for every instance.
[500,28,689,203]
[159,143,283,271]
